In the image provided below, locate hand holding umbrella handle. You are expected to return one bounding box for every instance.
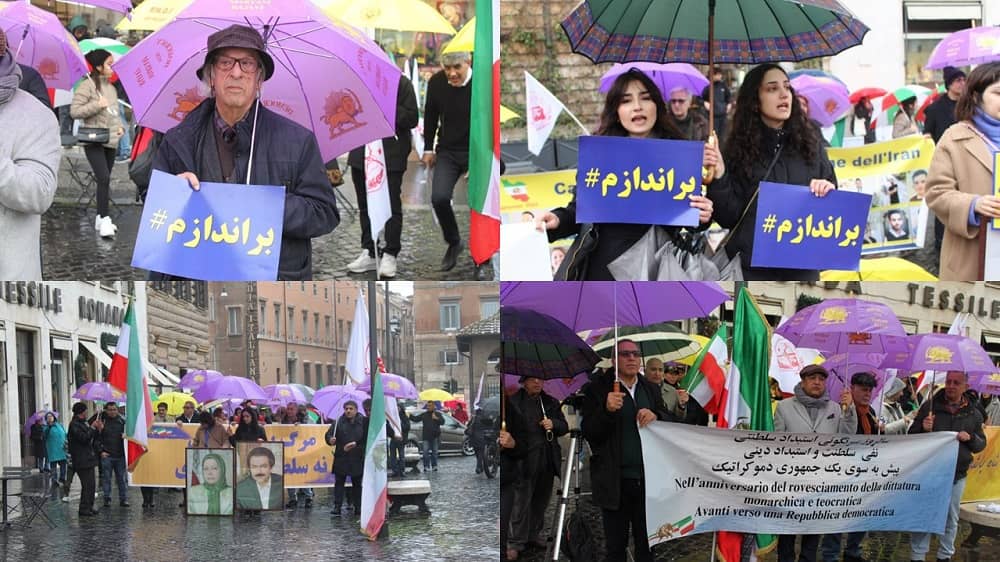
[702,132,718,185]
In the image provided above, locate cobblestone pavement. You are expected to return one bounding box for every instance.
[43,151,492,281]
[1,455,499,562]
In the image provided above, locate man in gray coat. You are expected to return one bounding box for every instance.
[773,364,856,562]
[0,29,60,278]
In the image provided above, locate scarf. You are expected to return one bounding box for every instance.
[972,109,1000,151]
[200,453,229,515]
[794,382,830,422]
[0,53,22,106]
[856,404,873,434]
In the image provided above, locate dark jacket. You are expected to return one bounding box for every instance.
[229,422,267,446]
[708,125,837,281]
[409,410,445,441]
[152,98,340,280]
[923,95,958,144]
[348,75,420,172]
[668,111,710,142]
[581,371,674,510]
[68,416,99,470]
[508,389,569,476]
[499,398,529,492]
[18,64,50,110]
[97,415,126,458]
[326,414,367,476]
[423,69,471,153]
[29,423,46,457]
[701,80,731,121]
[908,390,987,482]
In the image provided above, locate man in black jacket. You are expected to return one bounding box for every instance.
[17,64,49,110]
[907,371,986,562]
[507,376,569,559]
[68,402,101,516]
[346,74,419,278]
[326,401,367,516]
[922,66,966,257]
[388,401,410,477]
[96,402,129,507]
[581,339,674,562]
[409,401,445,471]
[422,51,472,272]
[501,398,528,561]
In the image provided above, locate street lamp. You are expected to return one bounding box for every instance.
[389,315,400,373]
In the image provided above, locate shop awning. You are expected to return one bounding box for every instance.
[79,340,113,371]
[982,333,1000,347]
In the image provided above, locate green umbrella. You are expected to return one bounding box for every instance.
[79,37,130,56]
[591,322,701,368]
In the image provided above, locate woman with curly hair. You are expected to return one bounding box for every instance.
[535,69,723,280]
[708,63,837,281]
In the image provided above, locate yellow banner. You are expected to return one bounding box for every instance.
[130,423,336,488]
[828,136,935,179]
[962,426,1000,502]
[500,170,576,215]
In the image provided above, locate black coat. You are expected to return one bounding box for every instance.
[409,410,444,441]
[909,391,987,482]
[507,389,569,476]
[152,98,340,280]
[68,417,98,470]
[97,415,126,458]
[18,64,50,110]
[708,125,837,280]
[348,75,420,173]
[229,423,267,446]
[923,95,958,144]
[326,414,367,476]
[580,372,673,510]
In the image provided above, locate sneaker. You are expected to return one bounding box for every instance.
[98,216,117,238]
[378,254,397,278]
[61,496,69,503]
[347,250,376,273]
[94,214,104,230]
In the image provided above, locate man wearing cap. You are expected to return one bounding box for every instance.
[907,371,986,562]
[422,51,473,272]
[0,28,60,279]
[773,364,856,562]
[506,375,568,560]
[151,25,339,280]
[660,361,691,420]
[820,372,879,562]
[923,66,966,257]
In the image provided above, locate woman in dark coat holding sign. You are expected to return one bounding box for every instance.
[708,64,838,281]
[535,69,723,280]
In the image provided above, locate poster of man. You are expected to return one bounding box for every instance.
[235,443,284,512]
[883,208,912,241]
[185,448,235,516]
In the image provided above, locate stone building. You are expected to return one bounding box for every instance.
[145,281,211,386]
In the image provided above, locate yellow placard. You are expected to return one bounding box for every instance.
[993,153,999,230]
[828,136,935,180]
[962,426,1000,502]
[500,170,576,214]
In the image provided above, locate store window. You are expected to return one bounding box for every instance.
[903,2,981,86]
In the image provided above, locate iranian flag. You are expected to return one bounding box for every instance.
[716,287,776,562]
[680,324,727,415]
[106,301,153,471]
[360,370,388,540]
[467,0,501,265]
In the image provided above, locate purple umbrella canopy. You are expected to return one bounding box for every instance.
[23,410,58,436]
[193,375,266,402]
[926,27,1000,69]
[263,384,309,407]
[502,373,588,401]
[65,0,134,13]
[357,373,418,400]
[73,381,126,402]
[500,282,730,332]
[820,352,887,402]
[0,2,88,89]
[970,372,1000,395]
[312,385,369,421]
[775,298,908,355]
[880,333,996,375]
[599,62,710,98]
[112,0,400,162]
[790,73,850,127]
[179,369,224,391]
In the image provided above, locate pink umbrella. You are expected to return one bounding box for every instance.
[312,385,369,421]
[0,2,88,89]
[357,373,418,399]
[599,62,709,98]
[112,0,400,162]
[263,383,309,407]
[926,27,1000,69]
[790,74,850,127]
[193,375,266,402]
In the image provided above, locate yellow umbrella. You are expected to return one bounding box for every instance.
[116,0,193,32]
[419,388,455,402]
[821,257,937,281]
[499,104,519,123]
[318,0,456,34]
[677,335,710,366]
[154,391,197,416]
[442,16,474,54]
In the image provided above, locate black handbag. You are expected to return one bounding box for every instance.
[76,126,110,144]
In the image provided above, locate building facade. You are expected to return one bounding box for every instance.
[146,281,209,390]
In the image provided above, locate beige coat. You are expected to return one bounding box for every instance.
[892,110,919,139]
[69,75,123,150]
[925,122,994,281]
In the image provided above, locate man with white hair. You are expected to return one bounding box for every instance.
[665,87,709,141]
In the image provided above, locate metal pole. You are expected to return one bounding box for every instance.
[283,282,289,383]
[384,281,391,373]
[551,433,579,560]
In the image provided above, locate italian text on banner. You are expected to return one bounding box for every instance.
[575,136,704,227]
[750,182,871,270]
[640,424,958,546]
[131,170,286,280]
[499,170,576,219]
[962,426,1000,502]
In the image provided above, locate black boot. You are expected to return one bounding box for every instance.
[440,241,463,272]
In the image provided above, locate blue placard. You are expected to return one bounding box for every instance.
[750,182,872,271]
[131,170,286,280]
[575,135,704,227]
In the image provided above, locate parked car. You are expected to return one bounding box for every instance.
[403,408,474,457]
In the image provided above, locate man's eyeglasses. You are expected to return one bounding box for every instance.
[618,350,642,358]
[215,56,260,73]
[669,99,688,104]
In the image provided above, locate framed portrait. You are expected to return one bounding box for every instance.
[234,442,285,512]
[185,448,235,516]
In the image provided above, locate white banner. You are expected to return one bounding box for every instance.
[345,289,372,384]
[640,424,958,545]
[525,71,564,156]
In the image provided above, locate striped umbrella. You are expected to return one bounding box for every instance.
[872,85,933,128]
[79,37,130,56]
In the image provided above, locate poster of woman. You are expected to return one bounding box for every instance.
[185,448,235,516]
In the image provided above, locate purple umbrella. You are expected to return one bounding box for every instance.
[112,0,400,162]
[263,384,309,407]
[179,369,223,391]
[500,281,730,332]
[820,352,888,402]
[193,375,266,402]
[880,334,996,376]
[970,372,1000,394]
[62,0,134,13]
[312,385,369,421]
[501,306,601,380]
[23,410,58,437]
[926,27,1000,69]
[775,298,908,355]
[0,2,88,89]
[502,373,588,401]
[790,74,850,127]
[599,62,709,98]
[357,373,418,400]
[73,381,126,402]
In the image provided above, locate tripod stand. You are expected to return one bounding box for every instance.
[547,428,587,561]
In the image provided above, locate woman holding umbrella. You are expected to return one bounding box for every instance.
[534,69,723,280]
[44,412,67,486]
[708,63,837,281]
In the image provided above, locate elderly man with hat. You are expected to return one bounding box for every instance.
[505,375,568,560]
[151,24,339,280]
[774,364,856,562]
[0,28,60,278]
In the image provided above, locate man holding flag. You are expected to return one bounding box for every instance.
[360,369,389,539]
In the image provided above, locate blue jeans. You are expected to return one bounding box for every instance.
[389,438,406,475]
[100,456,128,502]
[821,531,865,561]
[421,438,439,469]
[910,477,966,560]
[49,460,67,485]
[116,101,131,160]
